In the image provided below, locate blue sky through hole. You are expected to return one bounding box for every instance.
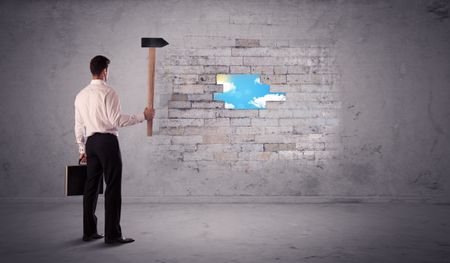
[213,74,286,109]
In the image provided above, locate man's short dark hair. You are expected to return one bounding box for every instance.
[90,55,110,75]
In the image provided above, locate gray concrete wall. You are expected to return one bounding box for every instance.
[0,0,449,199]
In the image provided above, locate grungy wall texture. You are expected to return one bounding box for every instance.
[0,0,449,198]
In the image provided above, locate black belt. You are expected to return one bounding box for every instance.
[92,132,113,136]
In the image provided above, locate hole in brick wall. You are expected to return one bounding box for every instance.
[213,74,286,109]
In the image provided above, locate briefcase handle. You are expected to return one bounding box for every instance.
[78,158,87,165]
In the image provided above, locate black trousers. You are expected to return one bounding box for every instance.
[83,132,122,239]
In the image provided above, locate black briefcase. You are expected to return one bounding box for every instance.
[65,159,104,196]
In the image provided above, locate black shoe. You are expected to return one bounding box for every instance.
[82,233,104,241]
[105,236,135,244]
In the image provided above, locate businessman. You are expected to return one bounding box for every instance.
[74,55,154,244]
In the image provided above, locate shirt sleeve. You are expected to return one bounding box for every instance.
[74,102,86,155]
[106,90,146,128]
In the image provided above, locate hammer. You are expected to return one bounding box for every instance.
[141,37,169,136]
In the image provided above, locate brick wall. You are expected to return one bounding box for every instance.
[149,36,342,178]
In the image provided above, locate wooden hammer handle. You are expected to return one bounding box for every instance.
[147,48,156,136]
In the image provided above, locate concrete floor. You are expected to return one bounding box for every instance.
[0,201,449,263]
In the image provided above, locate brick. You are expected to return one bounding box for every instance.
[301,151,316,160]
[203,135,230,144]
[279,118,325,127]
[204,118,230,126]
[296,142,326,151]
[238,152,277,161]
[197,143,240,152]
[165,119,204,127]
[168,100,192,109]
[261,74,287,84]
[287,65,310,74]
[295,134,326,142]
[240,143,264,152]
[171,135,202,144]
[168,56,194,66]
[265,126,293,134]
[173,75,198,85]
[214,152,239,161]
[230,118,251,126]
[265,101,290,109]
[255,134,304,143]
[293,124,322,135]
[270,101,340,110]
[214,57,243,66]
[310,65,338,74]
[263,143,296,152]
[250,66,274,74]
[270,84,336,93]
[165,66,203,74]
[230,134,255,143]
[297,57,320,66]
[168,144,197,152]
[234,126,264,135]
[203,65,229,74]
[173,85,206,94]
[274,66,288,74]
[171,93,188,101]
[206,85,226,92]
[269,84,300,93]
[168,109,216,119]
[258,109,292,118]
[169,56,214,66]
[187,93,213,101]
[296,109,337,118]
[232,47,271,57]
[216,109,258,118]
[232,47,317,57]
[184,126,232,135]
[158,127,184,136]
[315,150,339,160]
[235,38,260,47]
[278,150,301,160]
[251,118,278,126]
[170,48,232,57]
[298,85,335,93]
[243,57,298,66]
[230,66,251,74]
[192,101,225,109]
[198,74,217,84]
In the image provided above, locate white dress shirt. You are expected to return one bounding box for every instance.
[74,79,146,155]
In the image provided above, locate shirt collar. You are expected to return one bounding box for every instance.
[90,79,106,85]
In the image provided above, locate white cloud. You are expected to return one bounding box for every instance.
[248,93,286,108]
[222,82,236,93]
[254,77,261,84]
[224,102,235,109]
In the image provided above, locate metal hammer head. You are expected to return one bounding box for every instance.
[141,38,169,48]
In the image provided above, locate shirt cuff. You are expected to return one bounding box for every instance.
[78,144,85,155]
[137,112,146,122]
